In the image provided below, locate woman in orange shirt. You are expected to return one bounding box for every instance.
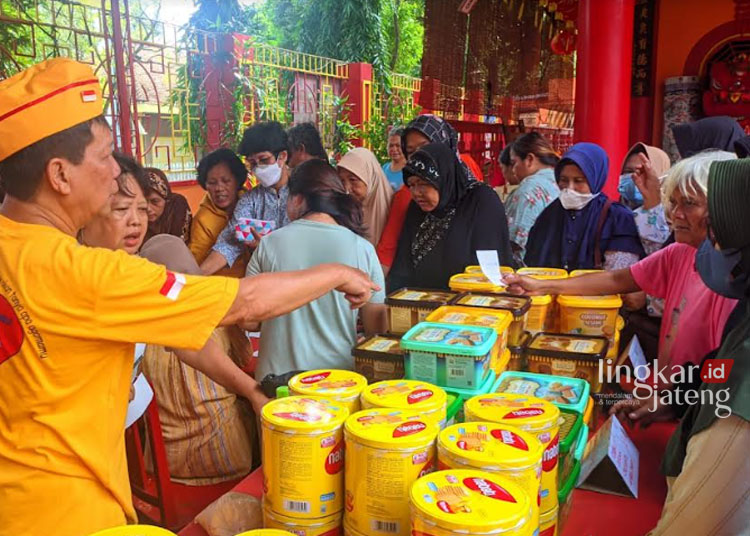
[189,148,250,277]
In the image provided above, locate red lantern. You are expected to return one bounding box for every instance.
[551,28,577,56]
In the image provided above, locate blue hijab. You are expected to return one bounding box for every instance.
[524,142,645,270]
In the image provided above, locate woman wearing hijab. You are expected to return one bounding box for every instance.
[524,142,645,271]
[671,115,745,159]
[377,115,482,273]
[611,158,750,535]
[388,143,514,291]
[337,147,394,245]
[619,142,673,254]
[143,167,192,243]
[508,151,738,374]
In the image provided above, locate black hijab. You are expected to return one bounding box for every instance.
[402,142,471,216]
[671,116,745,158]
[388,143,515,290]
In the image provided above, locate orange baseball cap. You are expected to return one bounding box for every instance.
[0,57,104,161]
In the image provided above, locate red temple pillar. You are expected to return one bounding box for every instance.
[203,34,237,150]
[574,0,635,198]
[344,63,373,147]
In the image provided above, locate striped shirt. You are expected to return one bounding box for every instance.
[141,327,254,485]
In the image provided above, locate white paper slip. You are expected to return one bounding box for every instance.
[476,250,505,287]
[608,414,640,498]
[627,336,649,382]
[126,373,154,428]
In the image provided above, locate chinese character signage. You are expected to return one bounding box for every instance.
[632,0,655,98]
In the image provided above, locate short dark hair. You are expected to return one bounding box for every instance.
[499,144,513,166]
[113,152,149,198]
[238,121,288,157]
[287,123,328,160]
[196,148,247,190]
[511,132,560,167]
[0,115,109,201]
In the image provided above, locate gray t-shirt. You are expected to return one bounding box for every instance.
[247,219,385,379]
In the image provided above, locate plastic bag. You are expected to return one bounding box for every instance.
[195,492,263,536]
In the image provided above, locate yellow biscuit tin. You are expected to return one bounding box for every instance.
[410,469,534,536]
[263,504,342,536]
[360,380,447,428]
[262,397,349,518]
[464,393,561,513]
[289,370,368,414]
[344,408,438,536]
[437,422,543,529]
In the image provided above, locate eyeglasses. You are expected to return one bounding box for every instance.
[246,153,279,170]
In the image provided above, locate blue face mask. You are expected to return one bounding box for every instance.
[618,173,643,208]
[695,238,749,299]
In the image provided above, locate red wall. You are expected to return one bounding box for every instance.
[651,0,735,144]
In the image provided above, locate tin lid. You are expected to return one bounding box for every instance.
[410,469,532,533]
[288,370,367,400]
[495,371,590,414]
[569,269,603,278]
[529,294,552,306]
[525,332,609,361]
[449,273,506,293]
[353,334,405,360]
[386,288,458,308]
[361,380,447,412]
[450,292,532,318]
[261,396,349,431]
[426,306,513,334]
[345,408,439,449]
[401,322,498,358]
[236,531,296,536]
[517,267,569,280]
[465,265,515,275]
[464,393,560,432]
[557,294,623,308]
[438,421,543,470]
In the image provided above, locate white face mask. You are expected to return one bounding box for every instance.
[559,188,598,211]
[254,162,282,187]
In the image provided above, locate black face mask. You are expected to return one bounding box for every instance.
[695,238,749,299]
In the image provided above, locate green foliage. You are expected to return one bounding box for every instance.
[241,0,424,80]
[359,92,420,161]
[381,0,424,77]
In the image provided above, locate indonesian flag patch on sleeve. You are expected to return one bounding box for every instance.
[159,271,186,301]
[80,89,97,102]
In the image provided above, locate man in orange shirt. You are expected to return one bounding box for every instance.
[0,58,377,536]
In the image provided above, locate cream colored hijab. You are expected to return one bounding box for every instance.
[338,147,394,245]
[622,143,671,176]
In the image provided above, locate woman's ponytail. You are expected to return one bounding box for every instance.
[290,159,367,237]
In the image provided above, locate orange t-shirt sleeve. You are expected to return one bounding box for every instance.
[376,188,412,267]
[74,247,239,350]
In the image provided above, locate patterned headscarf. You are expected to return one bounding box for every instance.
[143,167,192,243]
[401,114,459,154]
[401,114,476,182]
